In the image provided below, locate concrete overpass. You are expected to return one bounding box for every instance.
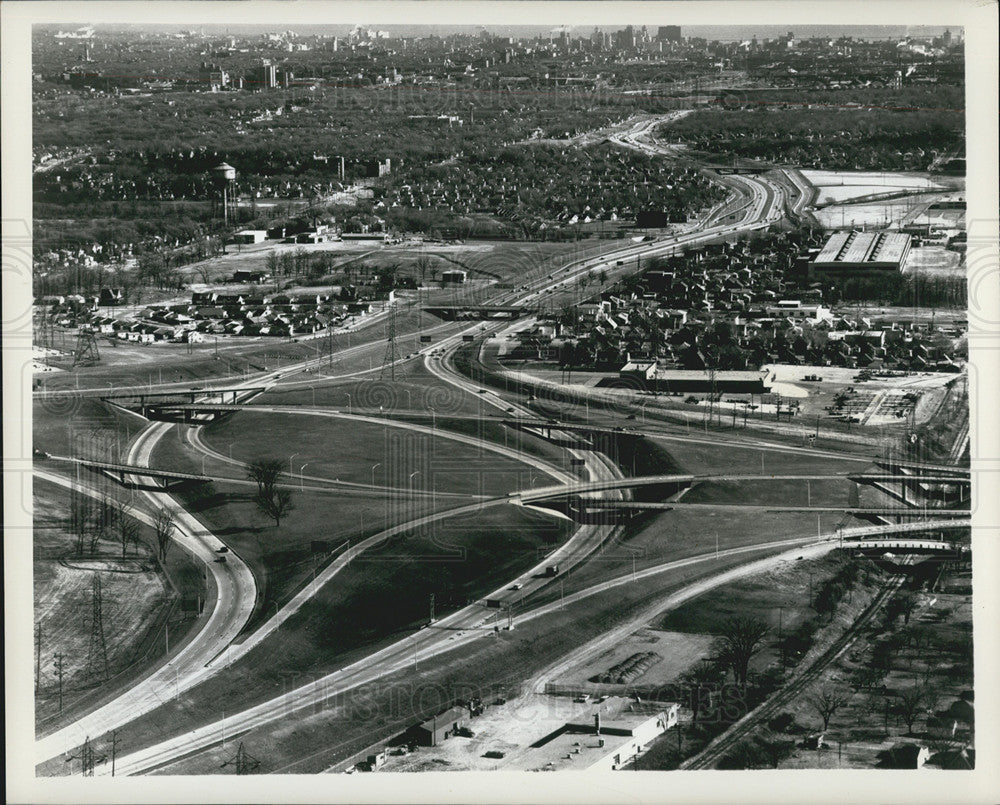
[564,499,970,518]
[517,472,970,504]
[842,538,966,555]
[43,455,213,491]
[423,305,536,321]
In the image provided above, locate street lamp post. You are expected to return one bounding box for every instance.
[345,393,351,414]
[409,470,421,495]
[299,463,308,490]
[289,453,298,475]
[371,463,381,486]
[201,454,208,474]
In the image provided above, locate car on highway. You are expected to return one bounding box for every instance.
[510,583,523,590]
[214,556,227,563]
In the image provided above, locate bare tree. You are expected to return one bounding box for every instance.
[681,660,725,723]
[415,255,434,285]
[247,458,284,497]
[715,616,770,690]
[115,501,140,559]
[810,687,849,731]
[255,487,294,527]
[896,590,919,625]
[895,685,932,734]
[153,507,175,562]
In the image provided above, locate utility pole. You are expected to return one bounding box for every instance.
[429,593,435,625]
[53,653,66,713]
[108,730,121,777]
[35,624,43,691]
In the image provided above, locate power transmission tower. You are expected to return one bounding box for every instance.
[221,742,260,774]
[66,736,103,776]
[53,652,66,713]
[87,574,110,681]
[380,304,398,381]
[72,330,101,367]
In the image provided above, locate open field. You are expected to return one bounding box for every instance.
[33,477,205,731]
[202,410,536,497]
[252,359,493,418]
[150,434,447,617]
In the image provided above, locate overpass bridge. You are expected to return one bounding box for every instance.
[841,538,966,555]
[873,458,970,479]
[44,455,213,491]
[710,165,773,175]
[423,305,536,321]
[566,499,970,518]
[518,472,970,504]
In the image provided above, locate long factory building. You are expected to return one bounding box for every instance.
[811,231,912,276]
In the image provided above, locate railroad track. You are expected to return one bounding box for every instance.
[681,571,907,770]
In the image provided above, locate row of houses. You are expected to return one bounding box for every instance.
[517,293,965,374]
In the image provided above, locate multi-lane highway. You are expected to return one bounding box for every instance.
[32,108,962,778]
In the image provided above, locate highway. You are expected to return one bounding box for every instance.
[97,508,962,777]
[34,105,960,777]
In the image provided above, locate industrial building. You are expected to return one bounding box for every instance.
[440,269,467,284]
[619,364,772,394]
[810,231,911,277]
[525,707,679,771]
[411,705,468,746]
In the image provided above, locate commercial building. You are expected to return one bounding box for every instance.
[232,229,267,245]
[411,706,468,746]
[619,364,772,394]
[525,707,678,771]
[811,231,911,276]
[657,26,682,42]
[441,269,468,284]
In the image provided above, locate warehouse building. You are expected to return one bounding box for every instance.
[526,707,679,771]
[411,705,468,746]
[619,364,772,394]
[810,231,911,277]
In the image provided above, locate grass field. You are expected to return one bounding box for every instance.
[33,477,204,732]
[201,410,536,497]
[252,358,491,418]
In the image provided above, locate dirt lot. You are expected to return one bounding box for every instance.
[554,628,716,690]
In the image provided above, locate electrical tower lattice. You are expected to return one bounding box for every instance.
[87,574,110,680]
[380,304,398,381]
[73,330,101,367]
[222,742,261,774]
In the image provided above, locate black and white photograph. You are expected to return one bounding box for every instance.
[3,1,998,803]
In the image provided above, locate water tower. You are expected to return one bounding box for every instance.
[212,162,237,226]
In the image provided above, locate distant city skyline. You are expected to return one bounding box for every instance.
[39,23,960,43]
